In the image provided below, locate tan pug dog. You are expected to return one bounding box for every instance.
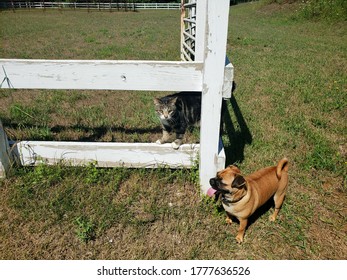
[208,158,289,243]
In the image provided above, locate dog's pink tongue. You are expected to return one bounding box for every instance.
[207,188,217,197]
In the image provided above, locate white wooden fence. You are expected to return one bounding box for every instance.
[0,2,181,10]
[0,0,233,194]
[181,0,197,61]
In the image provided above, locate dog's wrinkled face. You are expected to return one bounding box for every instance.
[209,165,242,193]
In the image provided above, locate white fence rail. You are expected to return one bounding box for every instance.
[0,59,203,91]
[0,2,181,10]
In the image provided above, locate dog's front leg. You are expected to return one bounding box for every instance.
[225,212,233,225]
[236,218,248,243]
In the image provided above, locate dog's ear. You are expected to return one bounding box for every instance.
[232,175,246,189]
[227,165,241,174]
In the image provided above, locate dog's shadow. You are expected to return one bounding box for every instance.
[245,199,276,228]
[214,194,276,231]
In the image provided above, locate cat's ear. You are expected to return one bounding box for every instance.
[169,97,178,105]
[153,98,160,105]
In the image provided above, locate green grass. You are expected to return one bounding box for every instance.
[0,4,346,259]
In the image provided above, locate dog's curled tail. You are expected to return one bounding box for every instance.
[276,158,289,179]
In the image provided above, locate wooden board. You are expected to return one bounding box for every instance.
[0,59,233,94]
[199,0,230,193]
[0,59,203,92]
[223,62,234,98]
[12,141,200,169]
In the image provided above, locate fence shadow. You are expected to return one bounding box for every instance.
[2,90,251,158]
[222,93,252,165]
[50,124,161,142]
[1,118,161,142]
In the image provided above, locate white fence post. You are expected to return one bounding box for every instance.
[199,0,230,194]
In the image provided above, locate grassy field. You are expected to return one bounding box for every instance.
[0,3,346,259]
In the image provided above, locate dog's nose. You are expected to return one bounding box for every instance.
[209,178,216,187]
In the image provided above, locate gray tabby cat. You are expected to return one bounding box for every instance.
[154,92,201,149]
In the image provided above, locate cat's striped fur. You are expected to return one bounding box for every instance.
[154,92,201,149]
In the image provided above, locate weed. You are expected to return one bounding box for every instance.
[31,163,63,186]
[10,104,35,125]
[200,195,224,219]
[75,216,96,243]
[189,156,200,186]
[84,161,102,185]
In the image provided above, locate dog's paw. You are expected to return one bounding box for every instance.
[236,234,244,243]
[225,217,233,225]
[269,209,279,222]
[269,214,276,222]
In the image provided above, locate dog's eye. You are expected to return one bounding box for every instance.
[219,181,227,187]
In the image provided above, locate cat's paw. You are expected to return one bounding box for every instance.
[171,142,180,149]
[171,140,182,150]
[155,139,163,145]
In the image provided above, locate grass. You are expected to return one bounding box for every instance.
[0,4,346,259]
